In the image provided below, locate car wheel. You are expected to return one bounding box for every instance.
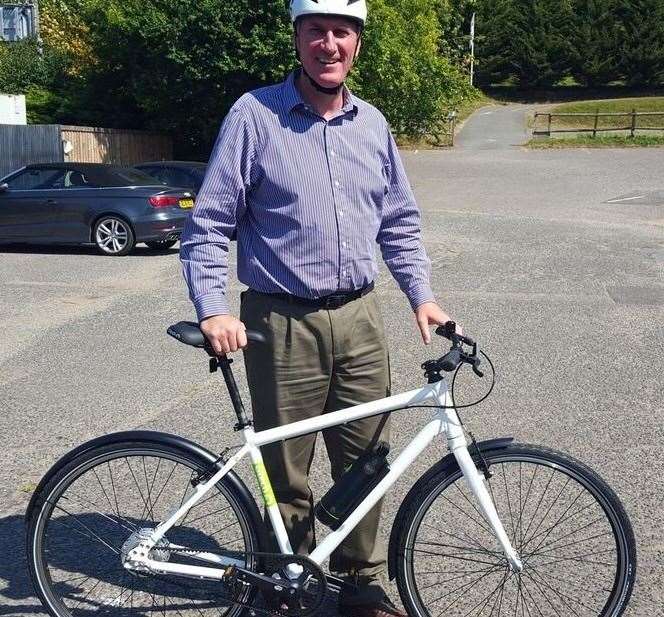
[93,216,135,256]
[145,239,178,250]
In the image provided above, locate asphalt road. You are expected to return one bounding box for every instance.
[1,107,662,616]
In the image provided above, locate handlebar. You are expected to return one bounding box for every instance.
[422,321,484,383]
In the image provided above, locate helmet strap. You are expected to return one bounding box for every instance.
[300,66,344,95]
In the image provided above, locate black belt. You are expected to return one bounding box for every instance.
[258,282,374,310]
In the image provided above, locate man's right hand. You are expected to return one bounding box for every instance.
[199,315,248,355]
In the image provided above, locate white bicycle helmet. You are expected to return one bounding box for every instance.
[289,0,367,26]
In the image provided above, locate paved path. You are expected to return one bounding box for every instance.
[455,104,533,150]
[1,108,662,615]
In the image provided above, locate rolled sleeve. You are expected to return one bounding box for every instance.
[179,104,257,322]
[377,129,435,311]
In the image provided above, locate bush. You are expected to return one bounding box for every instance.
[352,0,478,138]
[0,37,69,95]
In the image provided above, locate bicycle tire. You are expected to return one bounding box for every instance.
[26,438,265,617]
[393,443,636,617]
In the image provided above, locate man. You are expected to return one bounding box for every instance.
[180,1,459,615]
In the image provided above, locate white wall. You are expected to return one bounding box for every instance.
[0,94,27,125]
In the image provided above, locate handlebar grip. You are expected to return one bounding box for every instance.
[440,348,462,372]
[246,331,267,344]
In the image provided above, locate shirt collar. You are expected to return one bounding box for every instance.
[283,70,358,116]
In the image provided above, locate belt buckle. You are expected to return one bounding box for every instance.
[323,294,346,310]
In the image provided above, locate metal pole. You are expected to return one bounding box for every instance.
[470,12,475,86]
[631,108,636,137]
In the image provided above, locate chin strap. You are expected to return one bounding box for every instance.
[301,66,344,95]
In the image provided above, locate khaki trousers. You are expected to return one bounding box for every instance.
[241,288,391,579]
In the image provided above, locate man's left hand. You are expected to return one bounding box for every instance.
[414,302,462,345]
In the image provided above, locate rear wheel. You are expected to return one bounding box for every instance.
[27,440,262,616]
[393,443,636,616]
[93,216,135,256]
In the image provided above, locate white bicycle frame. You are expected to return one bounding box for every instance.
[126,377,523,579]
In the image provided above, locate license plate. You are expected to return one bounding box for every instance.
[179,199,194,209]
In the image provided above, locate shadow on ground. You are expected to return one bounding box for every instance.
[0,244,178,258]
[0,513,341,616]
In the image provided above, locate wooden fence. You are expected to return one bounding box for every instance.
[61,126,172,165]
[0,124,62,178]
[0,124,173,178]
[533,110,664,137]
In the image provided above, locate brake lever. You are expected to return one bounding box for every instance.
[435,322,475,347]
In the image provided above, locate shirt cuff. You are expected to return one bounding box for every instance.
[406,283,436,311]
[193,294,230,322]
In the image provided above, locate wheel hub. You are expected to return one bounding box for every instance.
[121,528,170,572]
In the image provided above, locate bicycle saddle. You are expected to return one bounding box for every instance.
[167,321,266,348]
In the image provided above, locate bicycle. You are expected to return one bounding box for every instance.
[26,320,636,616]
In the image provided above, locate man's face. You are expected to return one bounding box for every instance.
[295,15,361,89]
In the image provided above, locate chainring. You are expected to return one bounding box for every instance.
[259,554,328,617]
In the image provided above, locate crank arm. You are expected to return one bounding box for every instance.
[227,566,296,597]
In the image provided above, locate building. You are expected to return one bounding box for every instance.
[1,1,38,42]
[0,94,26,124]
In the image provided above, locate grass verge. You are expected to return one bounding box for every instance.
[546,97,664,130]
[527,134,664,148]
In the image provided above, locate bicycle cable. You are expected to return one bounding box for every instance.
[397,348,496,413]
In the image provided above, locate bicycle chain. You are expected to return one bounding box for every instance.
[159,547,328,617]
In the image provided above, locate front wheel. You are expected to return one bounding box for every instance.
[393,443,636,617]
[26,439,263,617]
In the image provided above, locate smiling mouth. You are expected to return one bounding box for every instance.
[318,58,339,66]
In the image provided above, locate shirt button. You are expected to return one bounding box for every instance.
[334,180,340,187]
[331,150,336,156]
[339,211,344,217]
[342,242,347,248]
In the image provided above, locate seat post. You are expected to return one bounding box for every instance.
[212,356,252,430]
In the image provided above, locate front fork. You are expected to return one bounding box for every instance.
[441,392,524,573]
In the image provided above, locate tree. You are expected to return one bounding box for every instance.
[40,0,95,74]
[76,0,294,156]
[435,0,477,67]
[616,0,664,86]
[567,0,622,86]
[474,0,517,85]
[505,0,572,88]
[352,0,477,138]
[0,37,69,107]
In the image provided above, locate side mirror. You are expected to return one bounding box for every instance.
[0,183,9,192]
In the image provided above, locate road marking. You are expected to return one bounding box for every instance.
[482,111,494,115]
[606,194,646,203]
[486,139,497,142]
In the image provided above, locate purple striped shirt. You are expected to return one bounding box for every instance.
[180,71,433,321]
